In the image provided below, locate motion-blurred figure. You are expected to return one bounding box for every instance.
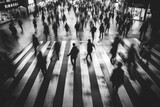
[110,62,124,93]
[67,43,79,69]
[110,36,121,64]
[86,39,95,61]
[32,34,39,55]
[51,41,61,60]
[37,51,47,76]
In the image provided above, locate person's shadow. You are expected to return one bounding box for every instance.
[86,57,91,67]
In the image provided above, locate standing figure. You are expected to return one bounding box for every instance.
[99,23,104,39]
[32,34,39,55]
[18,19,23,33]
[67,43,79,68]
[43,22,49,42]
[52,21,58,40]
[86,39,95,61]
[37,51,47,76]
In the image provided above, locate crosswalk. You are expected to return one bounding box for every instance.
[0,40,160,107]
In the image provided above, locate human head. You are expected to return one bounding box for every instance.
[73,43,76,47]
[32,34,36,37]
[88,39,91,42]
[117,62,122,68]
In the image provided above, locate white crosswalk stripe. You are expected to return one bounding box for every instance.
[1,40,160,107]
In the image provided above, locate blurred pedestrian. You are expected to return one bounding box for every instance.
[139,45,151,65]
[43,22,50,42]
[86,39,95,61]
[74,21,80,39]
[62,14,66,24]
[47,15,51,25]
[37,51,47,76]
[33,18,38,33]
[110,62,124,93]
[67,43,79,69]
[32,34,39,55]
[90,24,97,42]
[51,41,61,60]
[42,14,45,22]
[64,22,70,36]
[110,37,120,64]
[99,23,104,39]
[126,44,140,80]
[139,20,149,41]
[52,21,58,40]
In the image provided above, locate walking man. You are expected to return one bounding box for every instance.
[51,41,61,60]
[32,34,39,55]
[86,39,95,61]
[90,24,97,42]
[67,43,79,69]
[37,51,47,76]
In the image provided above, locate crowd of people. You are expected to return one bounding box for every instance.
[0,0,152,103]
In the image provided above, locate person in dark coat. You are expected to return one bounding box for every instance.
[67,43,79,68]
[62,14,66,24]
[42,14,45,22]
[110,36,121,64]
[139,45,151,65]
[90,24,97,42]
[116,15,119,26]
[47,15,51,25]
[32,34,39,55]
[139,20,149,41]
[99,23,104,39]
[51,41,61,60]
[86,39,95,61]
[99,12,103,23]
[37,51,47,76]
[110,62,124,93]
[43,22,49,42]
[127,44,139,69]
[65,22,70,36]
[74,21,80,38]
[126,44,140,80]
[104,16,110,33]
[52,21,58,40]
